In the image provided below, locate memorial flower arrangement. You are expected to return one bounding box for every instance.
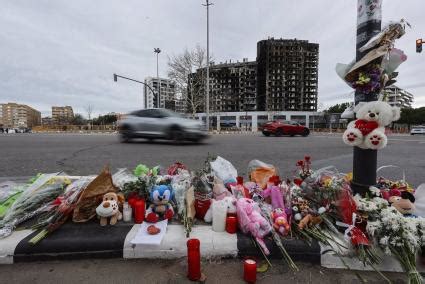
[0,154,423,282]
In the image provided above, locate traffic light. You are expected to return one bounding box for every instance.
[113,73,118,82]
[417,39,423,53]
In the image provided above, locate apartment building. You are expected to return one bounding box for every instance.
[257,38,319,111]
[385,85,414,108]
[52,106,74,124]
[0,103,41,128]
[187,38,319,113]
[144,77,177,110]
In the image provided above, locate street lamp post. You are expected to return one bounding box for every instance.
[203,0,213,131]
[351,0,382,196]
[154,48,161,108]
[113,73,157,109]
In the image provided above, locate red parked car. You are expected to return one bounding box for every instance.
[261,120,310,137]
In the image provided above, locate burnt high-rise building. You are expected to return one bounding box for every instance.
[187,38,319,113]
[188,59,257,113]
[256,38,319,111]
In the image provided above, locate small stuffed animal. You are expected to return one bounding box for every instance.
[230,176,250,199]
[271,208,290,236]
[298,214,322,230]
[390,191,417,217]
[343,101,400,150]
[237,198,272,255]
[261,176,285,210]
[212,177,232,201]
[96,192,124,226]
[204,196,237,223]
[146,185,174,223]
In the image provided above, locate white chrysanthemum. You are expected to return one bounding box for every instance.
[384,247,392,255]
[318,207,326,214]
[379,236,389,246]
[369,186,381,197]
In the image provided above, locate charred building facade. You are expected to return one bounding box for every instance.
[187,38,319,113]
[257,38,319,111]
[188,59,257,113]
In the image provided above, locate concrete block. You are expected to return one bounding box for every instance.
[0,229,34,264]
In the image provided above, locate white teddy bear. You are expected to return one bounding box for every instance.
[342,101,400,150]
[204,196,237,223]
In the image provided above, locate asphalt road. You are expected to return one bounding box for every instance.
[0,258,407,284]
[1,132,424,186]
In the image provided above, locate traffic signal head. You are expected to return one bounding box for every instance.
[113,73,118,82]
[417,39,422,53]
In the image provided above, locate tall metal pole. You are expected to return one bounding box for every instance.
[154,48,161,108]
[351,0,382,196]
[203,0,213,131]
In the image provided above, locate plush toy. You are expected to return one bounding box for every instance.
[261,176,285,210]
[298,214,323,230]
[146,185,174,223]
[96,192,124,226]
[212,177,232,201]
[343,101,400,150]
[390,191,417,217]
[271,208,290,236]
[237,198,272,255]
[230,176,250,199]
[204,196,237,223]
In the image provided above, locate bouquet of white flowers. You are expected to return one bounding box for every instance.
[367,206,425,284]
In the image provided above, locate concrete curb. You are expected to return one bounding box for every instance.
[0,221,320,264]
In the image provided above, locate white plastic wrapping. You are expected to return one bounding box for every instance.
[210,156,237,183]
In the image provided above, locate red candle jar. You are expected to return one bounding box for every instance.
[134,199,145,224]
[187,239,201,281]
[226,216,238,234]
[128,197,137,209]
[243,259,257,283]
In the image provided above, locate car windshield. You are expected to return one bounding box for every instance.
[158,109,182,118]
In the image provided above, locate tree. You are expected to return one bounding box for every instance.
[167,45,210,117]
[325,102,351,114]
[71,114,86,125]
[92,114,117,125]
[85,105,94,121]
[85,104,94,129]
[398,107,425,127]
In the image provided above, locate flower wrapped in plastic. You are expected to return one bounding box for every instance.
[0,173,72,239]
[29,177,94,244]
[336,189,381,266]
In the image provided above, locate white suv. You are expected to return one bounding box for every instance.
[118,108,207,143]
[410,126,425,135]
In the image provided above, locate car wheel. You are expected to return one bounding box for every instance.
[262,131,270,137]
[120,132,132,143]
[275,129,284,137]
[302,129,310,137]
[168,127,184,143]
[119,126,132,143]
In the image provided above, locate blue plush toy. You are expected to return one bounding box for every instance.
[146,185,174,223]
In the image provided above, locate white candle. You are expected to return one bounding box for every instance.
[123,202,132,222]
[212,201,227,232]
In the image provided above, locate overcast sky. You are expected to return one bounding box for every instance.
[1,0,424,117]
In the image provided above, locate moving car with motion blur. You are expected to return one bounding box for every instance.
[118,108,208,143]
[261,120,310,137]
[410,125,425,135]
